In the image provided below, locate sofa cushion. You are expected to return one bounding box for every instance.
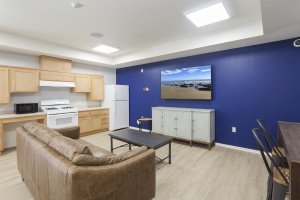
[54,126,80,139]
[72,146,148,166]
[76,139,114,157]
[49,136,92,160]
[119,146,148,159]
[24,122,60,144]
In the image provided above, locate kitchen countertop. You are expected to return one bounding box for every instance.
[77,107,109,112]
[0,112,46,120]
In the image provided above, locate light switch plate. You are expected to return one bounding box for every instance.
[232,127,237,133]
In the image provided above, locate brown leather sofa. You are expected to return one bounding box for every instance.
[16,122,156,200]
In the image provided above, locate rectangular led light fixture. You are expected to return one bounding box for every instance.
[93,45,119,54]
[185,2,229,27]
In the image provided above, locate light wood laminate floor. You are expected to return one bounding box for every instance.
[0,132,268,200]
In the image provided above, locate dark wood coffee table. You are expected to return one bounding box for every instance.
[109,129,173,164]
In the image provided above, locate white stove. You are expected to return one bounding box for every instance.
[41,99,78,129]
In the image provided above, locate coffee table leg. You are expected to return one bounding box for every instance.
[169,142,171,164]
[110,137,113,153]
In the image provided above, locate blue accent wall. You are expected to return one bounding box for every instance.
[116,38,300,149]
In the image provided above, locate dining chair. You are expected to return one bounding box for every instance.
[252,128,289,200]
[256,119,288,168]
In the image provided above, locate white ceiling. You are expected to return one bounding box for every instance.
[0,0,299,68]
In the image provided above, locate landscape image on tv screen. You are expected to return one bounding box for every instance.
[161,65,212,100]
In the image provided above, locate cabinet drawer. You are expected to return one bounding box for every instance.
[91,110,101,116]
[100,109,109,115]
[79,111,90,118]
[101,114,108,120]
[40,71,74,82]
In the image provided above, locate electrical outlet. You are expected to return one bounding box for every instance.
[232,127,237,133]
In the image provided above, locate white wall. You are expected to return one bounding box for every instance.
[0,50,116,148]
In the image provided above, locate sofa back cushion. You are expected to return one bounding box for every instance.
[24,122,60,144]
[72,146,147,166]
[54,126,80,139]
[24,122,92,160]
[49,136,92,160]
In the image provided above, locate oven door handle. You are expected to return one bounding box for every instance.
[47,112,78,116]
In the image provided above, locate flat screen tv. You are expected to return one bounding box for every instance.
[161,65,212,100]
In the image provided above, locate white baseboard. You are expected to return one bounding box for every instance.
[129,126,150,132]
[129,127,259,154]
[216,143,259,154]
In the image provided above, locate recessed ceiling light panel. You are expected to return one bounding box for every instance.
[70,2,83,8]
[185,2,230,28]
[93,45,119,54]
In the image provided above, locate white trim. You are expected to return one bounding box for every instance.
[40,81,75,88]
[216,143,259,154]
[129,126,150,132]
[129,126,259,154]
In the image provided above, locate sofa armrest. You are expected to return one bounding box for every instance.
[68,149,156,200]
[54,126,80,139]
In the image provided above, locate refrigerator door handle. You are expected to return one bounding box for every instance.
[113,100,116,114]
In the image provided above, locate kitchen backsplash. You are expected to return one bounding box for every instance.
[0,87,100,113]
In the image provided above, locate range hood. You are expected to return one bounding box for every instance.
[40,81,76,88]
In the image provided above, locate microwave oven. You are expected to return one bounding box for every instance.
[15,103,39,114]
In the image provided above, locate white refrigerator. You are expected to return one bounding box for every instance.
[103,85,129,131]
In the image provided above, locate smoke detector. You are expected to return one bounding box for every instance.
[294,39,300,47]
[90,32,103,38]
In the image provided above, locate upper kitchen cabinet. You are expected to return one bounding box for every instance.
[10,68,39,93]
[39,56,74,82]
[72,74,91,93]
[87,76,104,101]
[39,56,72,73]
[0,67,10,104]
[40,71,74,82]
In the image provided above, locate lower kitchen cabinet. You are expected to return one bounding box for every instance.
[78,109,109,135]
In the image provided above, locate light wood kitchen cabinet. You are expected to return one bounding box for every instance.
[10,68,39,93]
[87,76,104,101]
[39,56,72,73]
[79,116,92,134]
[72,74,91,93]
[78,108,109,135]
[0,67,10,104]
[40,71,74,82]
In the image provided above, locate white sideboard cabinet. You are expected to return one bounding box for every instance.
[152,107,215,149]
